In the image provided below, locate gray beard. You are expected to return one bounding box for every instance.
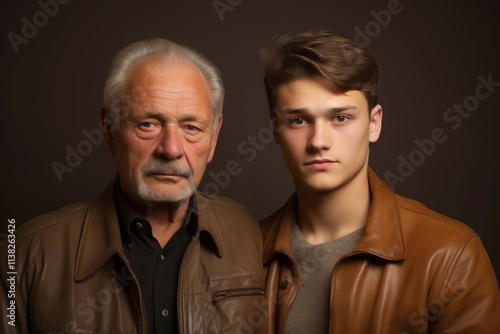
[133,160,196,202]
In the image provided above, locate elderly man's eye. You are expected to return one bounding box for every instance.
[185,124,200,132]
[138,122,158,131]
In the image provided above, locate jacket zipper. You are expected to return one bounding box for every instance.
[212,287,265,305]
[118,253,148,334]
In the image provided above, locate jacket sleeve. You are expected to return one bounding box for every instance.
[431,236,500,333]
[0,238,29,334]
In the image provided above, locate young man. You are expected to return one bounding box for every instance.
[259,30,499,333]
[0,38,266,333]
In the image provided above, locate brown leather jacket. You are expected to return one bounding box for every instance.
[0,179,267,334]
[260,169,500,333]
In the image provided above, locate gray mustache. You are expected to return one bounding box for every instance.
[142,160,192,178]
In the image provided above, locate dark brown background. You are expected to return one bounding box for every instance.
[1,0,499,280]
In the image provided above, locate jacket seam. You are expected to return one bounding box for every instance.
[439,235,479,297]
[15,204,88,242]
[397,204,476,236]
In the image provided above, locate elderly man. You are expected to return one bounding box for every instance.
[0,39,265,333]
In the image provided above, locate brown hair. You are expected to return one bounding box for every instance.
[260,30,380,111]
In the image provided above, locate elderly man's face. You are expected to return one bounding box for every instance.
[107,56,221,203]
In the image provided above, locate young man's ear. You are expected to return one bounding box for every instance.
[369,104,383,143]
[100,107,116,156]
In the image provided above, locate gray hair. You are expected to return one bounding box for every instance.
[103,38,224,131]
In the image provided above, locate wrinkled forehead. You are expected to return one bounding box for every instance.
[125,56,212,114]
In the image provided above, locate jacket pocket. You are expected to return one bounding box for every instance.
[212,287,264,304]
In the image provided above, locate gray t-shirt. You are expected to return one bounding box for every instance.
[285,223,364,334]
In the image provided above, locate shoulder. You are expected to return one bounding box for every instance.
[11,202,90,246]
[197,192,255,220]
[0,202,92,276]
[391,193,485,265]
[369,168,476,239]
[394,193,477,238]
[196,192,260,236]
[196,193,263,256]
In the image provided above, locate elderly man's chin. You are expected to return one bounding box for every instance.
[135,179,196,203]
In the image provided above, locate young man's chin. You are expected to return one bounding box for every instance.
[295,178,344,194]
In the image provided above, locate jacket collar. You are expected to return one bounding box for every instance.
[262,194,297,264]
[354,168,406,260]
[262,168,406,264]
[194,193,225,258]
[75,178,224,281]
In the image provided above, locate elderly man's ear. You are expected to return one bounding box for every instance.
[100,107,116,156]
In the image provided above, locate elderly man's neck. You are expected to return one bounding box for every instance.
[130,196,191,248]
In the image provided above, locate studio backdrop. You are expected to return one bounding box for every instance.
[1,0,499,280]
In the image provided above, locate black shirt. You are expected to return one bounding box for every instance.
[115,184,196,333]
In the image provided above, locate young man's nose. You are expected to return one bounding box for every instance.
[307,123,331,152]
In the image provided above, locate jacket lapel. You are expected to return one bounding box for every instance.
[195,193,224,258]
[351,169,406,261]
[262,195,297,265]
[74,178,124,281]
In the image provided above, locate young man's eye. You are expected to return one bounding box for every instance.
[334,116,349,123]
[290,118,307,125]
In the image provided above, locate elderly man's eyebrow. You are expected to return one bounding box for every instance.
[135,112,208,125]
[135,112,165,120]
[179,115,204,122]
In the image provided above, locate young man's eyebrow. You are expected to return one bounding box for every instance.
[280,105,357,115]
[328,105,357,112]
[280,108,308,115]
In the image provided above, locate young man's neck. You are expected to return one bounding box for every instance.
[295,171,371,245]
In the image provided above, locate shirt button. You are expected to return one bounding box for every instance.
[135,222,144,229]
[280,280,290,290]
[162,309,169,317]
[160,254,165,260]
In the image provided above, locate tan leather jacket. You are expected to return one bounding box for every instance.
[260,169,500,333]
[0,179,267,334]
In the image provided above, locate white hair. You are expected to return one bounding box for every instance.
[103,38,224,131]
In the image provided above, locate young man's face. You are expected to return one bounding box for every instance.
[272,78,382,194]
